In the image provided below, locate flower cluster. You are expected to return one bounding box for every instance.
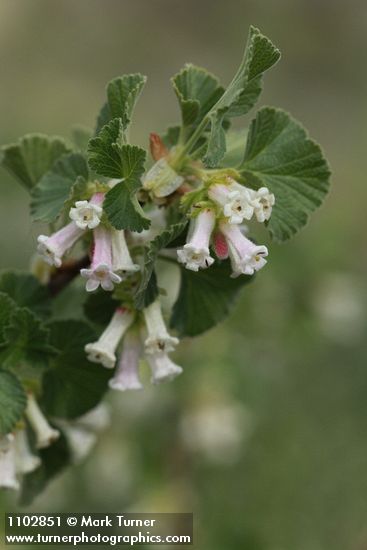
[35,158,274,396]
[85,300,182,390]
[37,191,139,292]
[0,394,59,490]
[177,177,274,277]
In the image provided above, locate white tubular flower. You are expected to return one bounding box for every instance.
[85,307,134,369]
[142,158,184,198]
[80,226,121,292]
[109,330,143,392]
[0,435,19,490]
[14,429,41,474]
[143,299,179,354]
[177,208,215,272]
[208,182,254,224]
[111,229,140,276]
[69,192,104,230]
[37,222,83,268]
[250,187,275,222]
[25,394,60,449]
[220,221,268,277]
[146,352,183,384]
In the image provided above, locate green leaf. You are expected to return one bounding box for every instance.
[172,65,224,129]
[203,26,280,166]
[107,74,147,122]
[88,118,127,178]
[92,133,150,231]
[134,221,187,310]
[0,308,56,370]
[239,107,331,241]
[0,369,27,436]
[104,179,150,232]
[0,271,50,318]
[170,260,253,337]
[42,320,111,419]
[20,433,71,506]
[96,73,147,133]
[225,26,281,117]
[30,153,89,222]
[0,134,69,191]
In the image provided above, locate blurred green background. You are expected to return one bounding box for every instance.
[1,1,367,549]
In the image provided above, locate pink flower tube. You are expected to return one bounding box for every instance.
[177,208,216,271]
[37,222,83,267]
[220,221,268,277]
[109,330,143,392]
[80,226,122,292]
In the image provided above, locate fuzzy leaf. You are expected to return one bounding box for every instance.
[91,131,149,231]
[203,26,280,166]
[170,260,252,337]
[88,118,127,178]
[172,65,224,129]
[239,107,331,241]
[0,370,27,435]
[0,134,69,191]
[0,271,50,318]
[30,153,89,222]
[226,26,281,117]
[135,221,187,310]
[42,320,110,419]
[0,308,56,370]
[96,73,147,133]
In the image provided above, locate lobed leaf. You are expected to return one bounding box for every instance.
[30,153,89,222]
[0,271,51,318]
[203,25,280,166]
[88,118,128,178]
[172,65,224,130]
[90,127,150,231]
[0,134,69,191]
[0,308,57,370]
[96,73,147,133]
[239,107,331,241]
